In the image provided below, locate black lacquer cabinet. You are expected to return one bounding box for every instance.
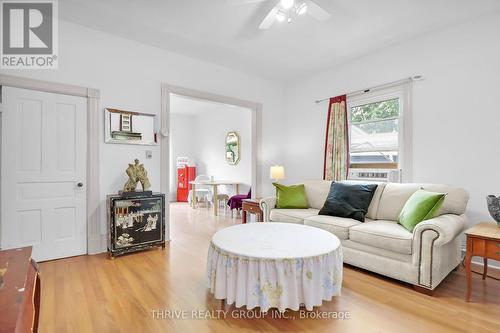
[107,193,165,257]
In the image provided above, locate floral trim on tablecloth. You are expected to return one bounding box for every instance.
[207,241,343,312]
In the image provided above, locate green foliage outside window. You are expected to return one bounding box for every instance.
[350,98,399,134]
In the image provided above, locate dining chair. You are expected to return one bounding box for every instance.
[227,189,251,218]
[216,194,230,211]
[188,175,212,207]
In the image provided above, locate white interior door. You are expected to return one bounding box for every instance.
[1,86,87,261]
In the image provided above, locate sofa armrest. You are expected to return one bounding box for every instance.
[412,214,467,289]
[259,197,277,222]
[413,214,467,247]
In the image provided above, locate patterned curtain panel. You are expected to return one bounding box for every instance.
[323,95,349,181]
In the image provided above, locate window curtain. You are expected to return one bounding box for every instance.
[323,95,349,181]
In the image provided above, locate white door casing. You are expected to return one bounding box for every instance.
[1,86,87,261]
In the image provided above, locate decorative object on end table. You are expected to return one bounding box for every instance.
[486,195,500,227]
[107,192,165,257]
[123,159,151,195]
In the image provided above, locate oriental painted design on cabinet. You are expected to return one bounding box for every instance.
[107,193,165,257]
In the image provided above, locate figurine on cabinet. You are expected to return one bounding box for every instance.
[123,159,151,192]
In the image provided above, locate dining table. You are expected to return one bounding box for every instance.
[189,180,240,216]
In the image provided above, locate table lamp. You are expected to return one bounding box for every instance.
[270,165,285,183]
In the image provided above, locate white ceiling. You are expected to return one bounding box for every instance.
[60,0,500,81]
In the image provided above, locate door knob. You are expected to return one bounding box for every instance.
[77,182,84,187]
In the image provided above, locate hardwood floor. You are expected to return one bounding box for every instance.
[39,203,500,333]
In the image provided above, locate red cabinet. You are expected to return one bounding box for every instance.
[177,166,196,202]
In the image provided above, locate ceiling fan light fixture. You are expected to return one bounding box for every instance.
[296,2,307,15]
[280,0,294,10]
[275,10,286,22]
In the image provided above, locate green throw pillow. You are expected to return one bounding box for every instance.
[273,183,308,209]
[398,189,446,232]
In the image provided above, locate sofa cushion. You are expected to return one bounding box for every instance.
[365,182,386,219]
[319,182,378,222]
[349,220,413,255]
[398,189,446,232]
[270,208,319,223]
[303,179,332,209]
[273,183,308,209]
[304,215,363,240]
[341,239,412,263]
[376,183,469,221]
[300,180,386,218]
[338,181,386,220]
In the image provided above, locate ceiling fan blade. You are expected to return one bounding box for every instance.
[258,7,278,30]
[307,0,331,21]
[226,0,268,5]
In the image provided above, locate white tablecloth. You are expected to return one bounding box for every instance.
[207,223,342,312]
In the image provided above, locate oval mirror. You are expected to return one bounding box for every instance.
[225,131,240,165]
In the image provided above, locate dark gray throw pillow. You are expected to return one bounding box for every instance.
[318,182,378,222]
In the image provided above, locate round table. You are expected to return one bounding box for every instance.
[207,223,342,312]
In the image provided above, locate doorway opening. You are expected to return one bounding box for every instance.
[161,85,260,240]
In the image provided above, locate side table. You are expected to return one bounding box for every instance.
[464,222,500,301]
[241,198,263,223]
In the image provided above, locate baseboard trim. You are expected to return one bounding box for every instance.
[87,236,101,254]
[100,234,107,253]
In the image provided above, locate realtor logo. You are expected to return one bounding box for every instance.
[1,0,58,69]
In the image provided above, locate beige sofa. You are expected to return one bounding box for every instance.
[260,180,469,291]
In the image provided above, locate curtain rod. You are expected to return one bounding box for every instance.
[314,75,422,104]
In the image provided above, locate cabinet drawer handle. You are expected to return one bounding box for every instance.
[497,252,500,256]
[496,243,500,248]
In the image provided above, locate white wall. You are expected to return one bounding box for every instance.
[194,106,252,196]
[169,113,196,199]
[283,11,500,225]
[169,103,252,201]
[0,20,284,240]
[2,11,498,247]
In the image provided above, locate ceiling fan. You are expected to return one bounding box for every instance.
[228,0,331,30]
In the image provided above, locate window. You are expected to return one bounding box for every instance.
[348,95,401,168]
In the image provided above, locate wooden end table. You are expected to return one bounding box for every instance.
[464,222,500,301]
[242,198,263,223]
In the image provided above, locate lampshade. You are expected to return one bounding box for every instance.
[270,165,285,181]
